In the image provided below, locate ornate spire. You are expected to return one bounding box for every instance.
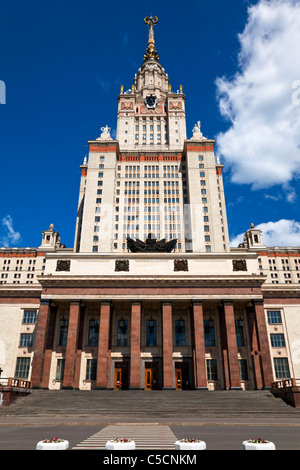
[143,15,159,61]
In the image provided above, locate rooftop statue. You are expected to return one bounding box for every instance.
[127,233,177,253]
[96,125,113,140]
[191,121,207,140]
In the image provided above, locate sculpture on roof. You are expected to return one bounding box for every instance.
[127,233,177,253]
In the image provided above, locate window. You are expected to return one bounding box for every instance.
[206,359,218,380]
[267,310,282,324]
[86,359,97,381]
[19,333,33,348]
[23,310,37,324]
[273,358,290,379]
[235,318,245,346]
[117,319,128,347]
[146,319,157,346]
[270,334,285,348]
[239,359,248,380]
[88,318,99,346]
[204,319,215,346]
[56,359,65,380]
[14,357,30,379]
[59,318,68,346]
[175,319,186,346]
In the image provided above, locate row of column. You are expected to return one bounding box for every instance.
[31,299,274,390]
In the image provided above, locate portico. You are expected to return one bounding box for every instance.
[30,254,274,392]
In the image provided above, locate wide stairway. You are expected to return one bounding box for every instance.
[1,389,300,419]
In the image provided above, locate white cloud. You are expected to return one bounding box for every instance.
[216,0,300,194]
[0,215,22,247]
[230,219,300,247]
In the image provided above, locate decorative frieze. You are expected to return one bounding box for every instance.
[174,259,188,271]
[115,260,129,272]
[56,260,71,272]
[232,259,247,271]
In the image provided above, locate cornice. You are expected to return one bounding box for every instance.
[43,251,259,260]
[37,274,265,289]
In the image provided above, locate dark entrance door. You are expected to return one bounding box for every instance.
[175,362,189,390]
[114,362,128,390]
[144,362,159,390]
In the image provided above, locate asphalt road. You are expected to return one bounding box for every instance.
[0,423,299,451]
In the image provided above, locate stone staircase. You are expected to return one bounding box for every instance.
[1,389,300,419]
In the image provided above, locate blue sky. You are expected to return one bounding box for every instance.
[0,0,300,249]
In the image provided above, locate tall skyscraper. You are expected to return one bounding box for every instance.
[74,15,230,255]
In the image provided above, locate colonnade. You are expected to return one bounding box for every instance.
[31,298,274,390]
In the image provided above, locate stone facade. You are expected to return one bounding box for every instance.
[0,16,299,393]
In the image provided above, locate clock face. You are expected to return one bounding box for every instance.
[145,94,157,109]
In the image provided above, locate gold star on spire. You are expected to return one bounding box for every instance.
[143,15,159,61]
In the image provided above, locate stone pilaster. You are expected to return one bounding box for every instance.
[162,301,174,389]
[62,301,81,389]
[31,300,51,389]
[130,301,141,389]
[253,299,274,389]
[96,302,111,389]
[223,301,242,389]
[40,305,57,389]
[192,301,208,389]
[246,305,263,389]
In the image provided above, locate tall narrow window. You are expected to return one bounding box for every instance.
[239,359,248,380]
[206,359,218,380]
[175,318,186,346]
[86,359,97,381]
[146,318,157,346]
[204,318,215,346]
[59,317,68,346]
[88,318,99,346]
[235,317,245,346]
[117,318,128,347]
[56,358,65,380]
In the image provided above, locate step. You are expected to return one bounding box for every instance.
[1,389,299,418]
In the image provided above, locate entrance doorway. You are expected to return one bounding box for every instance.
[114,362,128,390]
[175,362,189,390]
[144,362,159,390]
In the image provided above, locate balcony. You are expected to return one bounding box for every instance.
[0,377,32,406]
[271,378,300,408]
